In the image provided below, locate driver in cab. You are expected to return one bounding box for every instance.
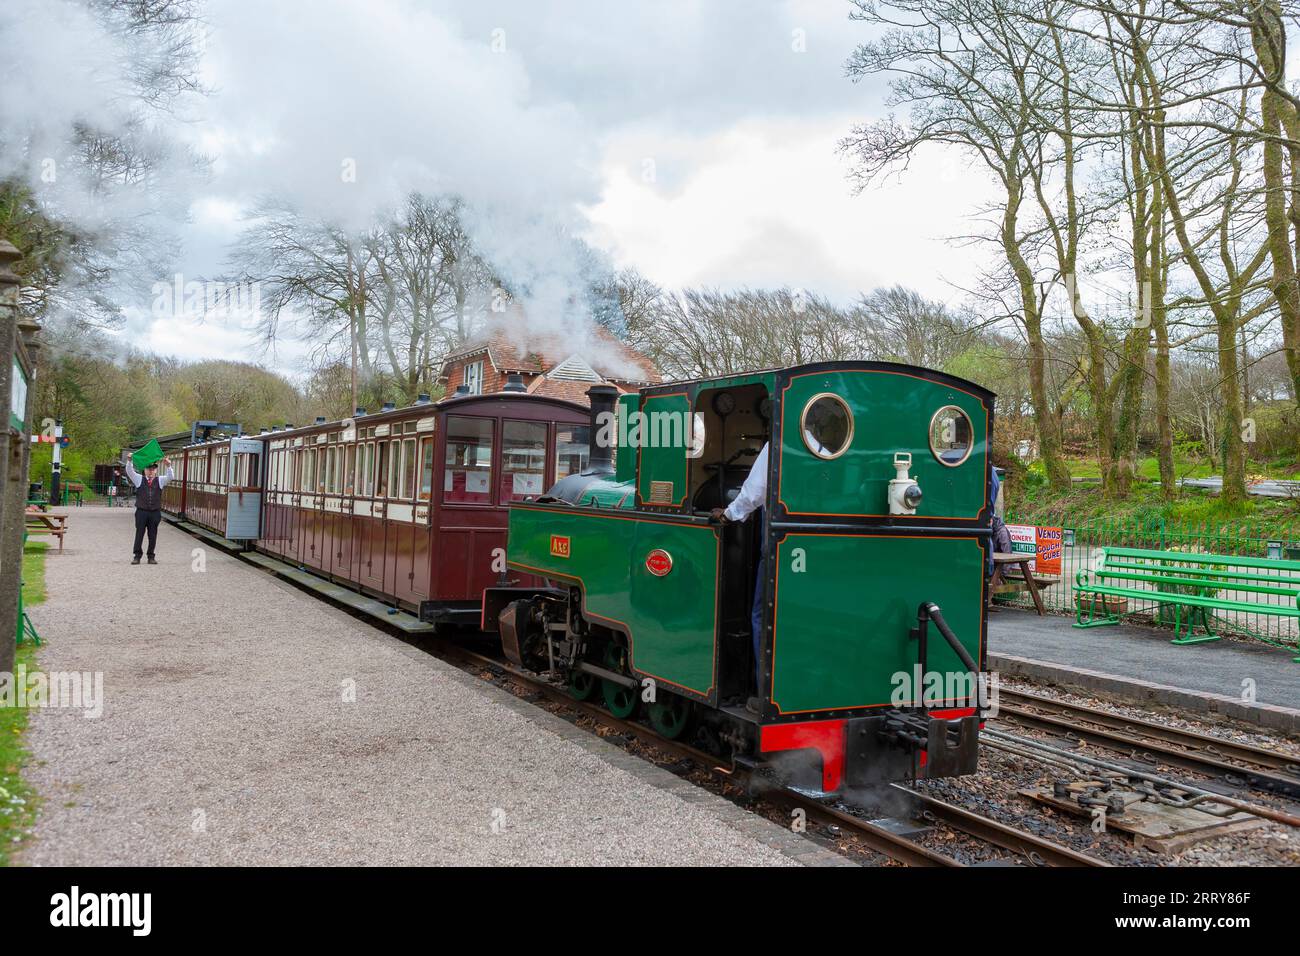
[710,442,768,712]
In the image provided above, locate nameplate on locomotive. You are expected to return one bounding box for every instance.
[648,480,674,503]
[549,535,571,558]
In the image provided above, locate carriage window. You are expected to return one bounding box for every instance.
[325,447,336,493]
[555,424,590,481]
[418,438,434,499]
[445,416,493,504]
[502,421,547,502]
[376,441,390,497]
[386,438,401,498]
[930,405,974,467]
[317,448,327,493]
[801,394,853,460]
[402,438,417,499]
[363,443,375,496]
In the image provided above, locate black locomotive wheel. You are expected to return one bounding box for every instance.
[569,670,598,701]
[647,694,692,740]
[601,644,638,719]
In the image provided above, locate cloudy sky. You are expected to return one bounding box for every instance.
[11,0,999,375]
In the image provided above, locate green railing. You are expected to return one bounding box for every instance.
[1000,513,1300,651]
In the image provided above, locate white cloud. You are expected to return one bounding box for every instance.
[586,116,998,305]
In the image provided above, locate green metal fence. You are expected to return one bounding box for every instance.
[1000,513,1300,652]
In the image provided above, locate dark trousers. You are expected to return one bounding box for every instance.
[751,509,765,693]
[134,509,161,558]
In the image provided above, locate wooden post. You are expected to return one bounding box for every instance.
[0,240,35,677]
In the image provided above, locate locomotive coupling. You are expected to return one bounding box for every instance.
[887,452,923,515]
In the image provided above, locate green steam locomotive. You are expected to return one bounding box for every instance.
[484,361,994,794]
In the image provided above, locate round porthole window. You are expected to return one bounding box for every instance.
[930,405,974,467]
[800,393,853,460]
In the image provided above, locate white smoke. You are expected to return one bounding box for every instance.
[0,0,206,332]
[199,0,636,369]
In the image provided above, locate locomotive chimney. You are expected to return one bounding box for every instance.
[586,384,619,476]
[503,373,527,393]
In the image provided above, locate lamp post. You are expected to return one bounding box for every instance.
[50,419,63,506]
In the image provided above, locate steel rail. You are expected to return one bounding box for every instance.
[994,688,1300,800]
[983,728,1300,828]
[891,787,1109,867]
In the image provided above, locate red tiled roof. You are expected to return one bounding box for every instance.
[439,309,660,385]
[525,374,639,406]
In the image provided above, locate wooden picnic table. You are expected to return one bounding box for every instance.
[989,551,1047,616]
[24,510,69,551]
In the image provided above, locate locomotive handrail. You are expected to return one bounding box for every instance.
[920,602,978,675]
[909,601,980,709]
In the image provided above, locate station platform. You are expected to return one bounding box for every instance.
[18,508,847,866]
[988,608,1300,733]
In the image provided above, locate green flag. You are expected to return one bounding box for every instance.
[131,439,164,470]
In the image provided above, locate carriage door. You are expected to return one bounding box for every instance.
[225,438,264,541]
[410,421,436,599]
[436,416,496,600]
[333,426,357,580]
[359,432,388,590]
[383,432,412,599]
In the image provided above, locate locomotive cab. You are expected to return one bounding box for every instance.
[687,382,772,702]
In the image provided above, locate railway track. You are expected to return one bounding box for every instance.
[994,687,1300,801]
[441,644,1106,867]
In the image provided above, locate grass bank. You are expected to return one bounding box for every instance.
[1,541,48,865]
[1010,479,1300,530]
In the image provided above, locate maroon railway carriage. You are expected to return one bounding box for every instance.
[162,435,264,539]
[256,392,590,622]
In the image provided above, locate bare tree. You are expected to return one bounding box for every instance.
[842,0,1074,489]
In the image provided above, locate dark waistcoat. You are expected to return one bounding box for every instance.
[136,476,163,511]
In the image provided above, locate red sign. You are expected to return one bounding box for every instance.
[549,535,571,558]
[645,549,673,577]
[1035,526,1063,576]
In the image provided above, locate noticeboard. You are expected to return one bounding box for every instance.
[10,356,27,431]
[1006,523,1063,576]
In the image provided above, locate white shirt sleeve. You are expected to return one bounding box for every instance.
[723,442,769,523]
[123,457,143,489]
[158,465,175,488]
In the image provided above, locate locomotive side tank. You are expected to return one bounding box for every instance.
[487,361,995,794]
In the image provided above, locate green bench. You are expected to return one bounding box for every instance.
[1074,546,1300,661]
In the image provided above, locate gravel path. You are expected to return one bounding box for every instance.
[17,508,825,866]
